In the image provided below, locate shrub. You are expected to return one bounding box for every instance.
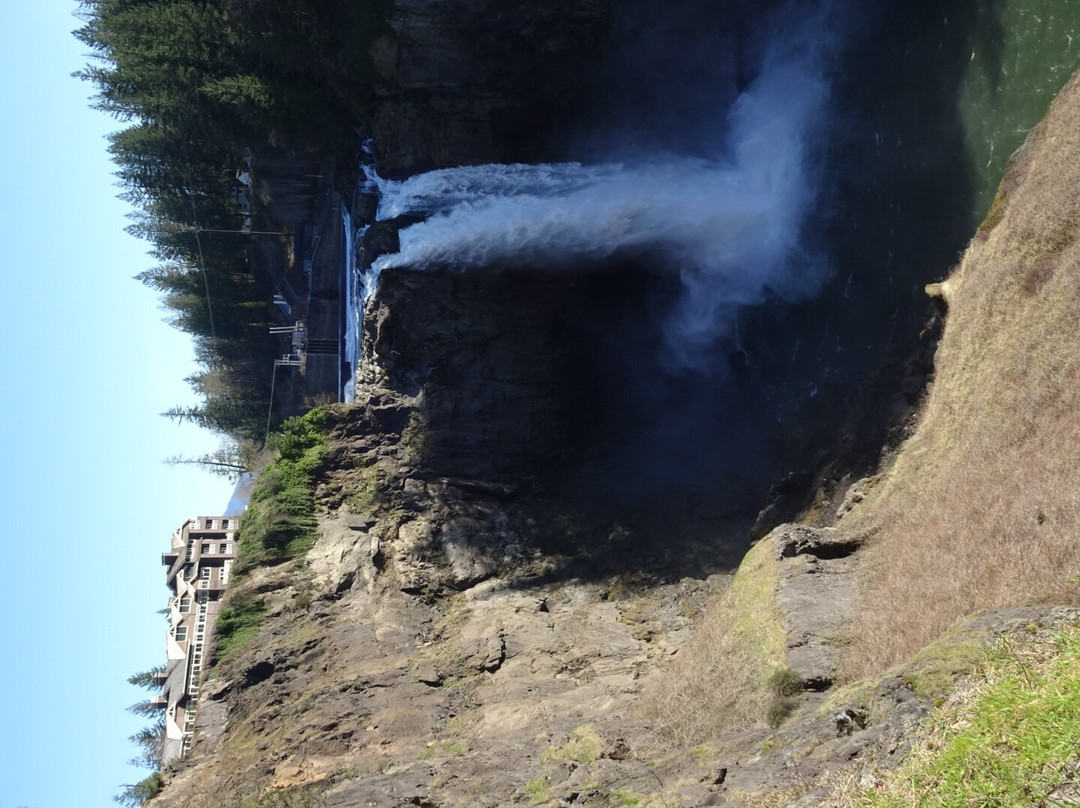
[213,592,267,662]
[768,666,802,698]
[235,408,330,569]
[114,772,163,807]
[766,696,799,728]
[765,666,803,727]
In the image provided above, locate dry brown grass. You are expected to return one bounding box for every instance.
[842,71,1080,680]
[638,539,787,745]
[736,767,870,808]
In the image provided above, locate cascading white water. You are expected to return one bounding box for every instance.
[361,1,843,372]
[341,205,360,403]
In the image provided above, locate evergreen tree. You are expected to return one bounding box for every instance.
[127,666,166,690]
[76,0,392,444]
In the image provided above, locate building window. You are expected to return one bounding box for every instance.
[204,519,214,529]
[175,626,188,642]
[220,543,230,554]
[221,519,230,529]
[201,543,211,554]
[200,566,211,579]
[178,597,191,613]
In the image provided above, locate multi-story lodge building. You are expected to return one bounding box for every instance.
[157,516,237,763]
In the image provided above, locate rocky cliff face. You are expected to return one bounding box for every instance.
[146,3,1080,806]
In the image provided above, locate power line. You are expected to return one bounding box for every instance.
[264,363,278,445]
[185,180,217,344]
[179,168,294,446]
[190,225,286,236]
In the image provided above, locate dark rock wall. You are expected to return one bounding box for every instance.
[356,0,829,521]
[369,0,613,177]
[361,265,653,485]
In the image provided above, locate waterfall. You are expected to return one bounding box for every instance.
[359,1,844,373]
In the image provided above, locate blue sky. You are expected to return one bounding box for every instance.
[0,4,236,807]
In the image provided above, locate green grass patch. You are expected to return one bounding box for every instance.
[343,461,381,514]
[901,629,987,700]
[417,740,467,761]
[400,411,430,463]
[235,408,330,569]
[689,744,717,766]
[213,592,267,663]
[540,725,604,765]
[524,776,550,804]
[860,625,1080,807]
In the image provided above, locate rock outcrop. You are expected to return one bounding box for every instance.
[773,526,862,693]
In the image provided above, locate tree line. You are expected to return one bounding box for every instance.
[75,0,390,443]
